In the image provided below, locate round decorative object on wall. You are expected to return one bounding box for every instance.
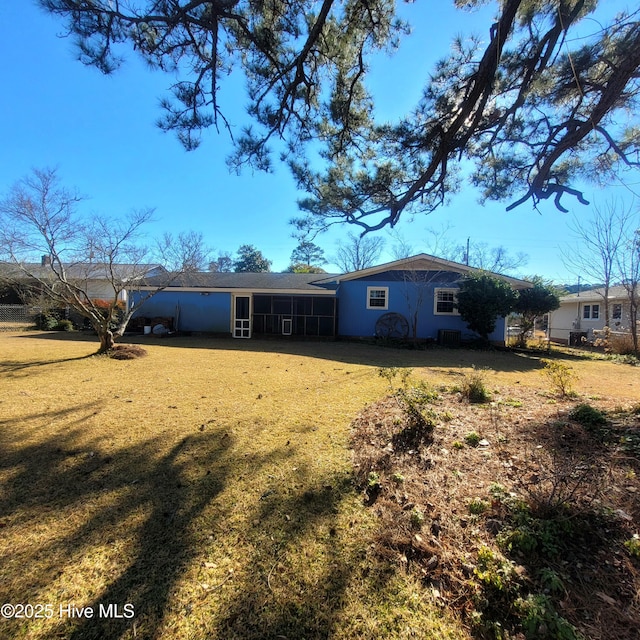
[375,312,410,339]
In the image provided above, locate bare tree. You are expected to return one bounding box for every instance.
[618,229,640,356]
[398,267,446,343]
[0,168,208,353]
[392,225,528,275]
[209,252,233,272]
[334,232,385,272]
[562,200,636,326]
[463,243,528,275]
[422,226,528,275]
[388,230,414,261]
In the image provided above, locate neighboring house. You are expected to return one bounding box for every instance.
[548,285,635,345]
[131,254,531,345]
[0,257,166,305]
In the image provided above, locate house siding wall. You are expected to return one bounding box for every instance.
[129,267,512,344]
[549,298,633,343]
[132,291,231,333]
[548,303,579,343]
[337,273,507,343]
[86,280,124,302]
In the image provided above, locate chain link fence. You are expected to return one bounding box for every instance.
[0,305,38,331]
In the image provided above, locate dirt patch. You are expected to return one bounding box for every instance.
[109,344,148,359]
[351,380,640,639]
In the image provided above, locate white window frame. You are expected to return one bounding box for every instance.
[582,303,600,320]
[366,287,389,310]
[434,288,459,316]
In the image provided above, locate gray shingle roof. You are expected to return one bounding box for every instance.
[144,271,339,291]
[1,262,165,281]
[560,285,629,302]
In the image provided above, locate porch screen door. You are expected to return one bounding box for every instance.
[233,295,251,338]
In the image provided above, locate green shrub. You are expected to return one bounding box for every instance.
[410,507,425,528]
[379,366,438,438]
[497,503,574,558]
[624,535,640,558]
[468,498,490,515]
[462,367,491,403]
[35,312,59,330]
[464,431,481,447]
[55,319,74,332]
[367,472,380,489]
[541,360,577,398]
[474,546,517,593]
[569,403,607,428]
[515,594,580,639]
[538,567,565,595]
[489,483,508,500]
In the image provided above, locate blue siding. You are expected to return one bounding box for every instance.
[351,270,460,283]
[337,274,507,342]
[127,268,508,343]
[132,291,231,333]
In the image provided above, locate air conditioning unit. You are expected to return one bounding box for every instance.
[438,329,461,346]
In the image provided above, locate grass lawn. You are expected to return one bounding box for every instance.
[0,331,637,639]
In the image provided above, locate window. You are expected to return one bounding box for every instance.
[612,303,622,320]
[367,287,388,310]
[583,304,600,320]
[434,288,458,315]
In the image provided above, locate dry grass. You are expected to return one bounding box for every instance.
[0,332,466,640]
[0,331,637,639]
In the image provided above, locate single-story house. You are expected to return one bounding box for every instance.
[131,254,532,345]
[548,285,636,344]
[0,257,166,305]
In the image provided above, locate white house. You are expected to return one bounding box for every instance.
[548,285,634,344]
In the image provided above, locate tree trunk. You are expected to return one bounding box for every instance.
[97,329,116,353]
[630,300,639,357]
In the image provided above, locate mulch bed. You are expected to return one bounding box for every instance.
[351,385,640,639]
[109,344,148,359]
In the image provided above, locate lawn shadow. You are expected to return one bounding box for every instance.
[0,355,96,375]
[0,398,394,640]
[24,330,549,374]
[214,473,365,639]
[0,402,314,639]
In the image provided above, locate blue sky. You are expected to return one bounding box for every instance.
[0,1,637,282]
